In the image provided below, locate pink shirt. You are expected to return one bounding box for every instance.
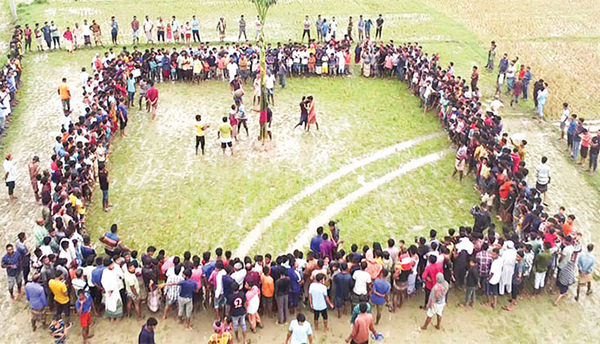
[190,267,203,289]
[160,256,174,275]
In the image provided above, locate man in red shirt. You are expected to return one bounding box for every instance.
[146,80,159,120]
[470,65,479,92]
[421,255,443,309]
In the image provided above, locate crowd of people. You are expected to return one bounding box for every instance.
[1,12,597,344]
[16,14,386,54]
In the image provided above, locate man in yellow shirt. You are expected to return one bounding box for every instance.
[48,272,70,322]
[217,116,233,155]
[195,115,209,155]
[57,78,71,113]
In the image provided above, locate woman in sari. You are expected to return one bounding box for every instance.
[421,272,448,330]
[101,261,123,321]
[306,96,319,132]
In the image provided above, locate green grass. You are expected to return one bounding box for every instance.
[83,74,444,254]
[5,0,497,255]
[260,135,452,254]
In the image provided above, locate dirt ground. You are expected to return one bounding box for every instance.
[1,67,600,344]
[1,6,600,343]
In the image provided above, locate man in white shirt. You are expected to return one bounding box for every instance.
[3,153,17,201]
[213,261,227,320]
[255,16,262,40]
[265,72,276,105]
[230,262,246,290]
[79,67,90,89]
[285,312,313,344]
[302,15,311,42]
[143,16,154,43]
[351,261,371,308]
[81,19,91,47]
[489,94,504,115]
[487,248,503,308]
[535,156,551,204]
[227,59,238,82]
[330,17,338,38]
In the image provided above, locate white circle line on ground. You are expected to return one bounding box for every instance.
[286,150,446,253]
[234,132,443,257]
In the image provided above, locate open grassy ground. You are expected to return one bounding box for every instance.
[1,0,600,343]
[422,0,600,119]
[8,0,495,254]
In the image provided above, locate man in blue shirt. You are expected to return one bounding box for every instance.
[139,317,158,344]
[41,21,52,49]
[309,227,323,256]
[287,260,302,314]
[80,236,96,262]
[159,269,197,330]
[522,66,532,100]
[91,259,108,289]
[370,270,391,325]
[365,18,372,38]
[2,243,22,300]
[25,274,47,331]
[110,16,119,45]
[127,74,136,107]
[576,243,595,301]
[333,262,352,318]
[117,101,128,137]
[75,289,93,343]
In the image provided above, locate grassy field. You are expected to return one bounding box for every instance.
[7,0,564,253]
[3,1,600,344]
[6,0,599,258]
[6,0,499,256]
[422,0,600,119]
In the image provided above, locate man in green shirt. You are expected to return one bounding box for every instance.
[218,117,234,155]
[533,242,552,294]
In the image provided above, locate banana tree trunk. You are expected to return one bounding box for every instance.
[258,25,268,143]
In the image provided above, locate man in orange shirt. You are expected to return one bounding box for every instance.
[260,266,274,318]
[346,302,378,343]
[57,78,71,113]
[563,214,576,236]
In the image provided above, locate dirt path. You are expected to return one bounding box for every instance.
[502,114,600,336]
[0,54,84,343]
[235,132,443,257]
[286,151,447,253]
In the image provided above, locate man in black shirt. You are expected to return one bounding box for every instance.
[375,14,384,39]
[98,163,109,212]
[471,202,491,233]
[460,259,480,307]
[589,131,600,174]
[275,268,290,324]
[228,282,248,344]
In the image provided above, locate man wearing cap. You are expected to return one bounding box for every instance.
[3,154,17,202]
[231,262,247,290]
[27,156,41,202]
